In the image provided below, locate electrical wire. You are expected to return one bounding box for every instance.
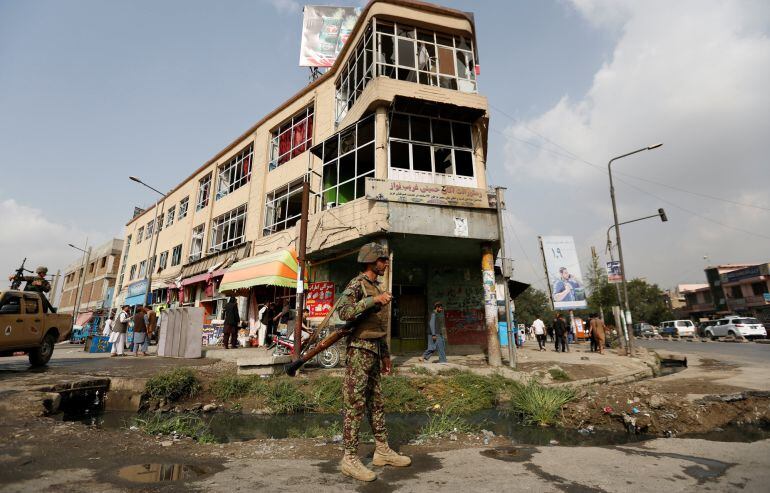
[489,104,770,212]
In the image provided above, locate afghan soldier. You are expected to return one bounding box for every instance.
[337,242,411,482]
[9,266,56,313]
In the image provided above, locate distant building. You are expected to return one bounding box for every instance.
[59,238,124,325]
[679,263,770,322]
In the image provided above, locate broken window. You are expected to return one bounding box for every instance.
[270,106,314,170]
[209,204,247,252]
[387,111,475,180]
[217,144,253,199]
[335,24,374,122]
[137,226,144,244]
[178,197,189,219]
[313,114,376,209]
[263,180,304,236]
[196,174,212,211]
[189,224,204,262]
[166,206,175,227]
[171,244,182,267]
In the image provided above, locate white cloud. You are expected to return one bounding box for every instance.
[264,0,301,15]
[0,198,113,293]
[501,0,770,289]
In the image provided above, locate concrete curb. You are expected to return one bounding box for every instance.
[552,366,654,389]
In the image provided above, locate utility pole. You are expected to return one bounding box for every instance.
[481,243,502,367]
[293,178,311,361]
[50,269,61,307]
[495,187,516,369]
[72,244,92,323]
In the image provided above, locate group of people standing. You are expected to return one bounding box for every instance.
[222,299,295,349]
[528,313,608,354]
[104,305,158,357]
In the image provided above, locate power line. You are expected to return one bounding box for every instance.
[488,126,770,242]
[489,104,770,212]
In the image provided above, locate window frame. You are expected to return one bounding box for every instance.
[196,174,212,211]
[263,180,305,236]
[209,204,248,253]
[136,227,144,244]
[178,197,189,219]
[189,224,205,262]
[158,251,168,271]
[171,244,183,267]
[269,106,314,171]
[166,206,176,227]
[216,144,253,200]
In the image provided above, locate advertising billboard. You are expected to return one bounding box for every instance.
[606,260,622,284]
[299,6,361,67]
[540,236,587,310]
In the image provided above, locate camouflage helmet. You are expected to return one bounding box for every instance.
[357,242,389,263]
[35,266,48,275]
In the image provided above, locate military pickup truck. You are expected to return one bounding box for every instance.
[0,290,72,366]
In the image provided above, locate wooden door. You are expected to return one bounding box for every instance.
[397,293,426,340]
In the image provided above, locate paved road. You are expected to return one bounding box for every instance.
[637,339,770,365]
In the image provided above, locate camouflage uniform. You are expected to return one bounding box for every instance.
[339,272,390,456]
[19,268,55,313]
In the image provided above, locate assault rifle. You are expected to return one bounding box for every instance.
[284,305,380,377]
[9,258,29,290]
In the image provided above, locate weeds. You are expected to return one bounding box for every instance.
[438,372,500,414]
[210,375,253,401]
[131,413,216,443]
[411,366,431,375]
[418,412,476,439]
[266,379,307,414]
[548,368,571,382]
[306,375,343,413]
[286,420,342,439]
[144,368,201,402]
[509,381,575,426]
[382,375,429,412]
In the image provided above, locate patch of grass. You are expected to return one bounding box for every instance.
[548,368,571,382]
[306,375,343,413]
[382,375,429,412]
[265,379,307,414]
[440,371,499,414]
[418,412,477,440]
[144,368,201,402]
[411,366,431,375]
[210,375,253,401]
[509,381,575,426]
[131,413,216,443]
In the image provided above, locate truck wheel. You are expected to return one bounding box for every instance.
[316,346,341,369]
[29,332,56,367]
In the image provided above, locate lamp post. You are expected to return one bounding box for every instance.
[608,143,663,356]
[129,176,166,306]
[68,242,92,324]
[605,208,668,350]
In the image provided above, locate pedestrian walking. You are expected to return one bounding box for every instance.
[532,317,546,351]
[132,306,149,356]
[590,315,607,355]
[338,242,410,482]
[110,306,130,357]
[553,313,568,353]
[223,296,240,349]
[102,314,114,337]
[145,305,157,345]
[587,314,597,352]
[422,301,447,363]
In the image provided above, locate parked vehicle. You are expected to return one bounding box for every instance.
[0,290,73,366]
[698,320,718,337]
[659,320,696,337]
[707,316,767,340]
[633,322,658,337]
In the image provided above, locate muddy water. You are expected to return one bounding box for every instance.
[71,409,651,446]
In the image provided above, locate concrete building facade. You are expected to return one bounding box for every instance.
[113,0,499,352]
[59,238,124,319]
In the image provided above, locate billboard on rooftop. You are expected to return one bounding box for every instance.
[299,6,361,67]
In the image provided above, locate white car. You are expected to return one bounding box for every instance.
[707,316,767,340]
[660,320,696,337]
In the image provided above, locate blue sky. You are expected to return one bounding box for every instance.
[2,0,769,294]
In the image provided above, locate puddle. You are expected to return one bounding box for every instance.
[659,359,687,376]
[116,463,217,483]
[683,422,770,442]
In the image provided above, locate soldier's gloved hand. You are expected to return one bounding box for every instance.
[374,292,392,306]
[381,356,392,375]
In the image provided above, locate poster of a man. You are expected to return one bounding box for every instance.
[540,236,588,310]
[553,267,584,302]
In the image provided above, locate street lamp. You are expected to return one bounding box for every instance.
[605,208,668,347]
[608,143,663,356]
[129,176,166,306]
[68,242,92,324]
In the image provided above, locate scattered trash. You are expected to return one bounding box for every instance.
[549,439,559,445]
[632,407,640,414]
[602,406,613,414]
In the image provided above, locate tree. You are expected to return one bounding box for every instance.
[513,287,554,326]
[590,277,672,326]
